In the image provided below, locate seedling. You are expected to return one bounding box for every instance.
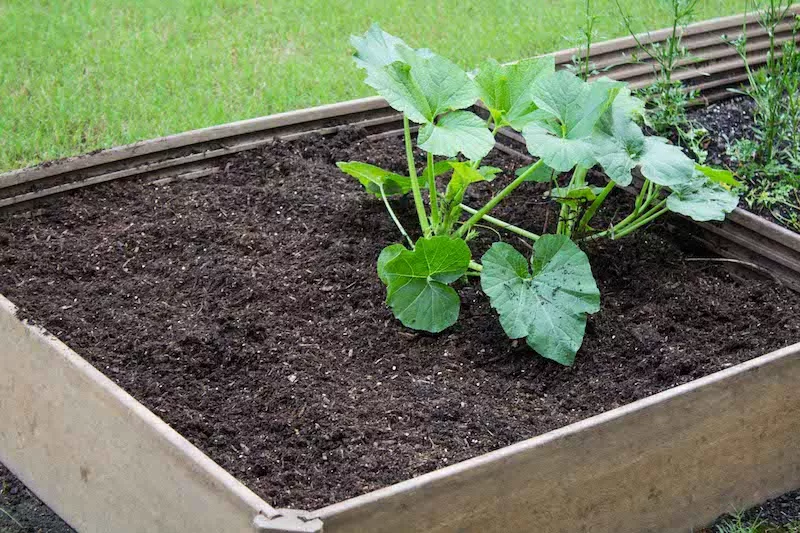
[338,25,739,365]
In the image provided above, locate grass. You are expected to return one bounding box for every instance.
[712,511,800,532]
[1,0,744,172]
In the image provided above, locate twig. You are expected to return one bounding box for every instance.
[0,505,24,529]
[685,257,783,285]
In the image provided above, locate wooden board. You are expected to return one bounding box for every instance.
[0,295,323,533]
[314,343,800,532]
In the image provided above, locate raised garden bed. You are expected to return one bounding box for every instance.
[2,10,800,533]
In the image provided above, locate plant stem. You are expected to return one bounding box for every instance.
[403,116,431,237]
[578,180,615,232]
[426,151,440,233]
[454,160,544,238]
[459,203,541,241]
[613,206,668,239]
[558,165,588,237]
[379,184,414,248]
[468,260,484,272]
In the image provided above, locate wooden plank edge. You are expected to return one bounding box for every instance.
[587,19,797,72]
[0,96,391,188]
[550,5,799,63]
[0,294,293,533]
[697,218,800,275]
[729,207,800,254]
[0,115,404,209]
[312,342,800,533]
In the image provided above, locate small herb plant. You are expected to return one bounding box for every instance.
[726,1,800,231]
[338,25,739,365]
[616,0,709,162]
[566,0,602,81]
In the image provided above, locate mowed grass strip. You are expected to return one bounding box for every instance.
[1,0,743,171]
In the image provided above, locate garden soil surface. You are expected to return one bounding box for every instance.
[689,96,799,230]
[0,463,74,532]
[1,129,800,512]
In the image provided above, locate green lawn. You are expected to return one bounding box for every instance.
[1,0,744,172]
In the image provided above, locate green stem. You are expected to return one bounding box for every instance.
[379,184,414,249]
[426,151,440,233]
[459,203,541,241]
[613,206,669,239]
[585,198,668,241]
[578,180,615,232]
[468,260,484,272]
[643,183,662,211]
[558,165,589,237]
[454,160,544,238]
[404,116,430,237]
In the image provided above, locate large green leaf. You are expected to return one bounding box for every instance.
[521,124,597,172]
[417,111,495,160]
[351,24,409,72]
[363,46,480,124]
[481,237,599,365]
[667,175,740,222]
[521,72,623,172]
[377,244,406,285]
[474,56,555,130]
[336,161,411,197]
[638,137,695,188]
[383,236,471,333]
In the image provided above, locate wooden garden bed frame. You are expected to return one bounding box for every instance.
[2,9,800,532]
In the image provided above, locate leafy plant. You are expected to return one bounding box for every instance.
[725,2,800,231]
[616,0,709,161]
[338,24,739,365]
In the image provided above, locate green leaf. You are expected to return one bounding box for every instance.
[377,244,406,285]
[638,137,695,188]
[336,161,411,197]
[474,56,555,130]
[364,46,480,124]
[444,162,487,204]
[478,166,502,181]
[521,124,597,172]
[418,111,495,160]
[516,162,556,182]
[421,159,455,185]
[351,24,410,72]
[694,164,743,189]
[440,162,492,229]
[591,88,694,189]
[481,237,600,366]
[667,176,740,222]
[383,236,471,333]
[521,72,623,172]
[547,185,606,205]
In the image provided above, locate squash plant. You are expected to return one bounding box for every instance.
[337,25,739,366]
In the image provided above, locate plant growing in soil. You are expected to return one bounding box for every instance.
[566,0,602,81]
[616,0,709,161]
[338,24,739,365]
[725,1,800,231]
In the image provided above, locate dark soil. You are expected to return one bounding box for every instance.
[704,489,800,531]
[0,463,74,532]
[1,130,799,512]
[689,96,757,169]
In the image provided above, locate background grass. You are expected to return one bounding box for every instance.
[1,0,745,171]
